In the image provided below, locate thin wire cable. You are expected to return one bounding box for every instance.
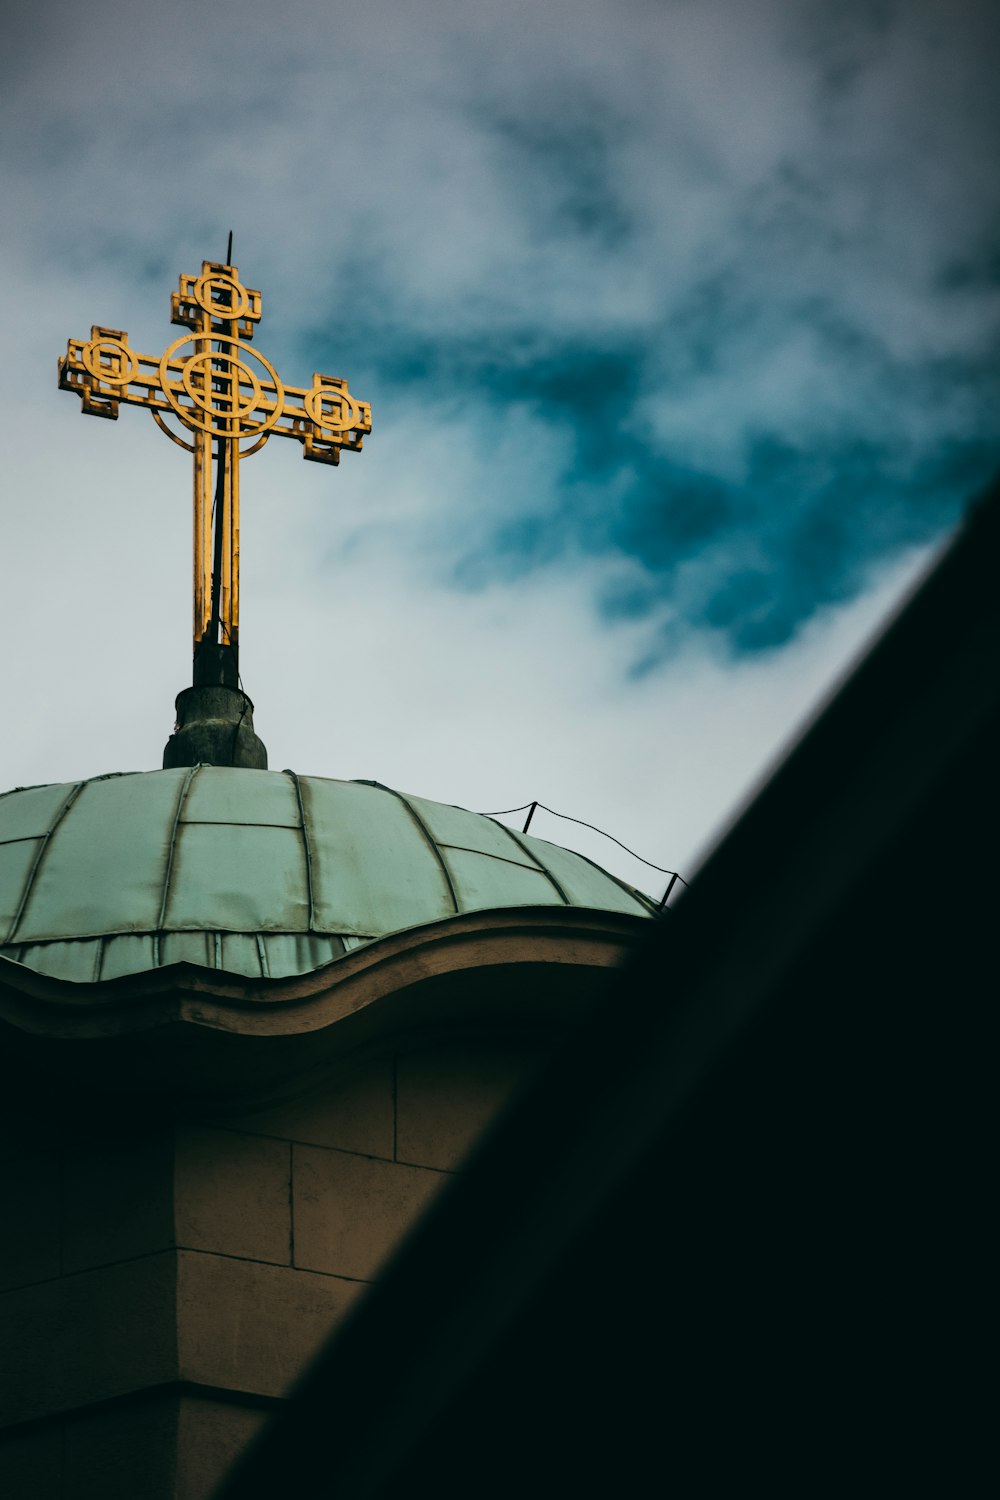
[482,800,689,885]
[229,667,251,760]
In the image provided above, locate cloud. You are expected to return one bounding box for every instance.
[1,0,996,873]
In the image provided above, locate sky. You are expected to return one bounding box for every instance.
[1,0,997,901]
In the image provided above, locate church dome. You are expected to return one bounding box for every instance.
[0,766,655,984]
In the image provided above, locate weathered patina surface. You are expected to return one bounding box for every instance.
[0,768,656,984]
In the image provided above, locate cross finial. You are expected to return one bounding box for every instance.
[58,255,371,766]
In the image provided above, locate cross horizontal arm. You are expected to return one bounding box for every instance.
[58,326,371,463]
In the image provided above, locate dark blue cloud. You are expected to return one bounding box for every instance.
[311,280,1000,661]
[480,97,635,250]
[936,241,1000,294]
[257,4,1000,664]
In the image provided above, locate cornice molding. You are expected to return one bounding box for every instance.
[0,907,656,1105]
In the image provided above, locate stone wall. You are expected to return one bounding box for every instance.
[0,1036,534,1499]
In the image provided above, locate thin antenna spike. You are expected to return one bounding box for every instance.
[226,230,233,266]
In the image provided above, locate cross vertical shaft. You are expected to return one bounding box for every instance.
[174,266,249,686]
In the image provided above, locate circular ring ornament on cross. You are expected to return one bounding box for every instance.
[159,335,284,439]
[193,270,250,322]
[82,336,137,386]
[303,383,364,435]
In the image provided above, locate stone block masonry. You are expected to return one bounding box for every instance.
[0,1035,539,1499]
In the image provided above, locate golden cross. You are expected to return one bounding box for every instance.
[58,259,371,682]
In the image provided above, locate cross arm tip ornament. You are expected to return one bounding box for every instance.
[58,325,138,420]
[300,375,372,465]
[171,261,262,342]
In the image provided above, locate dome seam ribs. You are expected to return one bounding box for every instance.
[370,782,460,915]
[543,838,658,911]
[3,780,86,946]
[286,770,317,933]
[495,824,571,906]
[157,765,201,934]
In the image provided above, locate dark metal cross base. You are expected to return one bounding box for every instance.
[193,638,240,690]
[162,682,268,770]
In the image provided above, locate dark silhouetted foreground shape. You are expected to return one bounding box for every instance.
[219,480,998,1499]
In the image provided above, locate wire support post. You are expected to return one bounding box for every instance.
[658,872,683,910]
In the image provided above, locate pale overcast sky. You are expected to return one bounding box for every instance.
[1,0,997,898]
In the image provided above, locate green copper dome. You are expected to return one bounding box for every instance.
[0,767,655,984]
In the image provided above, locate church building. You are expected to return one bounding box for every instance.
[0,260,659,1498]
